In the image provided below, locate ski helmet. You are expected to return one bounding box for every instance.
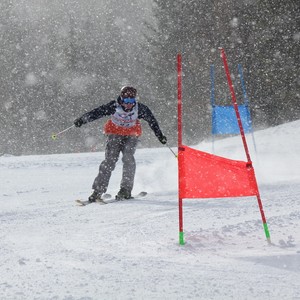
[120,86,137,99]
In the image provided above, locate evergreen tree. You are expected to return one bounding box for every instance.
[238,0,300,127]
[142,0,300,145]
[142,0,241,145]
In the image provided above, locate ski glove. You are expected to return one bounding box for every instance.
[74,118,83,127]
[158,135,167,144]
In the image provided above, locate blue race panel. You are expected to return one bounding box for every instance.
[212,104,252,134]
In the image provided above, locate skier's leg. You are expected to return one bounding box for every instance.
[120,136,138,194]
[92,135,123,193]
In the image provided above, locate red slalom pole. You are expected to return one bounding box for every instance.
[220,48,251,162]
[177,54,183,147]
[219,48,271,243]
[177,53,184,245]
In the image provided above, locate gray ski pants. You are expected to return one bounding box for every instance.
[92,135,138,194]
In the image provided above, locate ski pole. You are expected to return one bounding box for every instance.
[166,144,177,158]
[51,124,75,140]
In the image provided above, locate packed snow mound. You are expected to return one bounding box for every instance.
[196,119,300,184]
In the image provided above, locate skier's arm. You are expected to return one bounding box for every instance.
[138,103,167,144]
[74,101,116,127]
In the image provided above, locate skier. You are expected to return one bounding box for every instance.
[74,86,167,202]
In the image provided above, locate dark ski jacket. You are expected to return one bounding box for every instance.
[78,97,164,139]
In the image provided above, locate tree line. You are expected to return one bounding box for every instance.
[0,0,299,155]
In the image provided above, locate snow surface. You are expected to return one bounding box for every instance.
[1,120,300,300]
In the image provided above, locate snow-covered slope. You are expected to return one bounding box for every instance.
[1,120,300,299]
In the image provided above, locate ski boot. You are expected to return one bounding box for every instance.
[88,190,103,203]
[115,188,132,200]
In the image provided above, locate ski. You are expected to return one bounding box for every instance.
[104,191,148,203]
[75,199,107,206]
[105,191,147,201]
[75,192,147,206]
[75,193,112,206]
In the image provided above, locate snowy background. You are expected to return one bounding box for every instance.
[1,120,300,299]
[1,0,299,155]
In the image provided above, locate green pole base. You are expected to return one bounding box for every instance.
[263,222,270,239]
[179,231,185,245]
[263,222,272,244]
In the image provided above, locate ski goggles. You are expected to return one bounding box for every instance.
[122,97,136,104]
